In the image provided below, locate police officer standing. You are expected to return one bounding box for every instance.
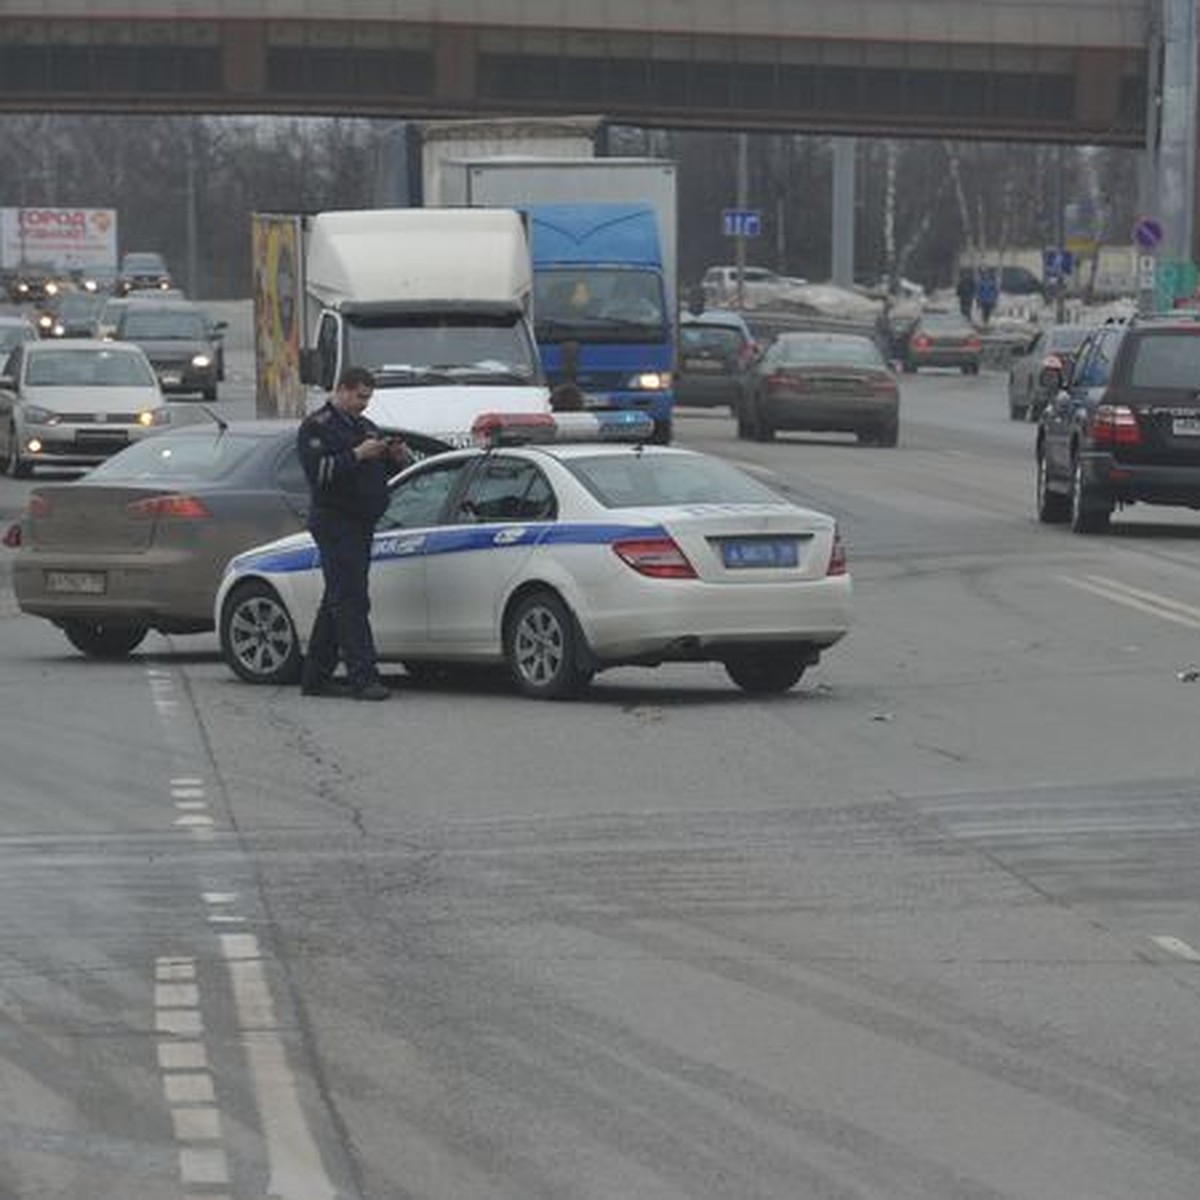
[296,366,408,700]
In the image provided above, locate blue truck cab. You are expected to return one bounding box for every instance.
[526,204,674,442]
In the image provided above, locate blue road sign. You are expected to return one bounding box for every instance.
[722,208,762,238]
[1043,248,1074,278]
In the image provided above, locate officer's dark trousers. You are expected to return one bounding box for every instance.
[303,510,378,689]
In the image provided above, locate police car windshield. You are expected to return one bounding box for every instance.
[566,454,781,509]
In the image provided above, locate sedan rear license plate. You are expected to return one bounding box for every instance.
[1172,416,1200,436]
[719,538,799,569]
[683,358,725,373]
[45,570,106,595]
[160,373,182,386]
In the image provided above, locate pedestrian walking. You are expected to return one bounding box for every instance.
[296,366,408,700]
[956,270,976,321]
[976,267,999,325]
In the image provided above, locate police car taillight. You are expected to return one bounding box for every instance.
[612,535,697,579]
[472,410,656,447]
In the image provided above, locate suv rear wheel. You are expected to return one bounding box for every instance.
[1069,457,1111,534]
[1036,452,1069,523]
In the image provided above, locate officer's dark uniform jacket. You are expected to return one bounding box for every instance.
[297,402,390,524]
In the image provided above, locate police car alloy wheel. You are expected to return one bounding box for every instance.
[221,580,302,685]
[504,590,591,700]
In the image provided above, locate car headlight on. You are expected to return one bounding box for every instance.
[630,371,672,391]
[191,353,212,368]
[23,404,57,425]
[16,282,29,294]
[44,282,58,297]
[83,279,98,293]
[138,408,171,427]
[52,324,65,337]
[37,314,53,330]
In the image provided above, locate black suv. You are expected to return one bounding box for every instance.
[1036,316,1200,532]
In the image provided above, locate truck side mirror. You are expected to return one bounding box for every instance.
[561,339,580,384]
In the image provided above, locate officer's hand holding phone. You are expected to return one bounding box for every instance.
[353,436,388,462]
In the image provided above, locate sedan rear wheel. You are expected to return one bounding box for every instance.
[724,652,808,695]
[505,590,591,700]
[221,580,301,684]
[61,620,148,659]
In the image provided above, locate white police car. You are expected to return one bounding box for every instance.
[215,411,851,698]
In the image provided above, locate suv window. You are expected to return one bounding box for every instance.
[1127,332,1200,389]
[1074,328,1123,388]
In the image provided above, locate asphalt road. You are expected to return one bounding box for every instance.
[1,319,1200,1199]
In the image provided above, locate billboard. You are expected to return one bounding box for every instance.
[252,213,305,418]
[0,207,118,271]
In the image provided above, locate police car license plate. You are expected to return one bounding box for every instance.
[45,570,106,594]
[719,538,799,569]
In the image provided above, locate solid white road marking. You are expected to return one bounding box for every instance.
[219,935,337,1200]
[157,1009,203,1037]
[1059,574,1200,631]
[1151,935,1200,962]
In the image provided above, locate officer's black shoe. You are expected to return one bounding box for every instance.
[301,678,349,697]
[351,680,391,701]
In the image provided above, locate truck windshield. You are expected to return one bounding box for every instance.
[533,269,667,344]
[344,312,540,387]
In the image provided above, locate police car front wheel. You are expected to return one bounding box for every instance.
[221,580,302,686]
[504,590,592,700]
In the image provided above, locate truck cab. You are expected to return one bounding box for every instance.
[527,204,674,442]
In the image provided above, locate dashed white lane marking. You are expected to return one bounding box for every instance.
[1151,935,1200,962]
[175,800,209,812]
[218,932,338,1200]
[203,893,238,906]
[1059,574,1200,632]
[174,814,214,829]
[172,788,207,800]
[155,954,230,1191]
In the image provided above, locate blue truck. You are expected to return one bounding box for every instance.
[525,203,674,441]
[429,154,679,442]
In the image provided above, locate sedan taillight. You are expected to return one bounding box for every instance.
[826,528,848,577]
[127,494,211,519]
[612,535,697,579]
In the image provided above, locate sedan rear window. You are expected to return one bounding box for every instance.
[566,454,780,508]
[682,325,744,355]
[119,311,208,340]
[1127,333,1200,389]
[87,433,262,481]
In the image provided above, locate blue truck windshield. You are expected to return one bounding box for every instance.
[534,269,667,344]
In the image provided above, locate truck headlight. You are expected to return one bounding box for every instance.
[630,371,671,391]
[191,354,212,369]
[138,408,171,427]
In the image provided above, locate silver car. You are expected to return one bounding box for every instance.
[0,338,169,477]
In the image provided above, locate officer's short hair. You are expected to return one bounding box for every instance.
[337,366,376,392]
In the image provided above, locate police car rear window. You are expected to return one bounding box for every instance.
[88,432,262,482]
[565,454,780,509]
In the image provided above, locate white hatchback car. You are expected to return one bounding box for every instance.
[215,412,852,698]
[0,338,169,477]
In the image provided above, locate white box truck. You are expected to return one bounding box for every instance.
[253,208,549,441]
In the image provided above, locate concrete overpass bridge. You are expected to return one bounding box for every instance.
[0,1,1158,146]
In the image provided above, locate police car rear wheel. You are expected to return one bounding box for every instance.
[724,652,808,694]
[505,591,590,700]
[221,580,302,685]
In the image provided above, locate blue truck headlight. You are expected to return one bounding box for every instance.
[630,371,672,391]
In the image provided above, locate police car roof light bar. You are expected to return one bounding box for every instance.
[472,410,656,447]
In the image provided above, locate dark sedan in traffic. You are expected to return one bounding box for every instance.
[738,331,899,445]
